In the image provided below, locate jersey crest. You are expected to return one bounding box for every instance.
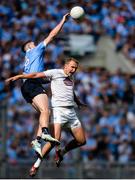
[63,77,73,86]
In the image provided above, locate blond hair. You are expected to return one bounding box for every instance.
[64,57,79,65]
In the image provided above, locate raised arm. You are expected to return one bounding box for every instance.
[44,13,70,45]
[5,72,45,83]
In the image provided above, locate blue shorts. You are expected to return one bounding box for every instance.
[21,78,46,103]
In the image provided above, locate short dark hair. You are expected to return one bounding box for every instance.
[21,40,32,53]
[64,57,79,65]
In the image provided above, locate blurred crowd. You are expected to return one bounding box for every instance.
[0,0,135,164]
[77,67,135,164]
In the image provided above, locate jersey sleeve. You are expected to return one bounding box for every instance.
[34,42,46,53]
[43,69,58,79]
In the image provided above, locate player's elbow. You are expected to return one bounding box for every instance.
[49,31,57,40]
[81,140,86,146]
[29,73,38,79]
[33,74,40,78]
[77,139,86,147]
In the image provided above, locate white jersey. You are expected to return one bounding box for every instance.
[43,69,75,107]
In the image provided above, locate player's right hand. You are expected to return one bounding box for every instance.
[63,13,70,22]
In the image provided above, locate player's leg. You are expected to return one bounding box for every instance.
[41,123,62,160]
[31,94,59,158]
[55,108,86,167]
[29,123,62,177]
[29,142,53,177]
[30,107,62,174]
[41,123,61,155]
[32,93,49,128]
[52,123,62,161]
[63,125,86,153]
[30,101,43,157]
[62,108,86,153]
[31,124,43,157]
[56,125,86,167]
[50,107,64,163]
[41,123,61,159]
[32,94,60,144]
[32,100,47,138]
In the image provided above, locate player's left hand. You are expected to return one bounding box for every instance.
[77,102,88,109]
[5,76,19,83]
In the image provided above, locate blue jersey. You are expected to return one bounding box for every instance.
[23,42,46,74]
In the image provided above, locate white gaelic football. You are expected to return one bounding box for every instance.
[70,6,85,19]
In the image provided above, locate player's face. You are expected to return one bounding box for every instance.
[64,60,78,76]
[26,42,35,50]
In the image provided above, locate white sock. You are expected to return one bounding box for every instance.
[34,158,42,168]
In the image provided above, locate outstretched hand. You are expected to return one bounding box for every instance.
[5,76,19,84]
[63,13,70,22]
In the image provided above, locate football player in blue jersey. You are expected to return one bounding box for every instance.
[9,13,69,158]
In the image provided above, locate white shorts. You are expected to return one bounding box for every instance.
[51,107,81,129]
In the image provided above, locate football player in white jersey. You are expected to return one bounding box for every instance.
[6,57,87,176]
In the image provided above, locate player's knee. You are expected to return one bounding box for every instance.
[77,139,86,147]
[40,107,49,114]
